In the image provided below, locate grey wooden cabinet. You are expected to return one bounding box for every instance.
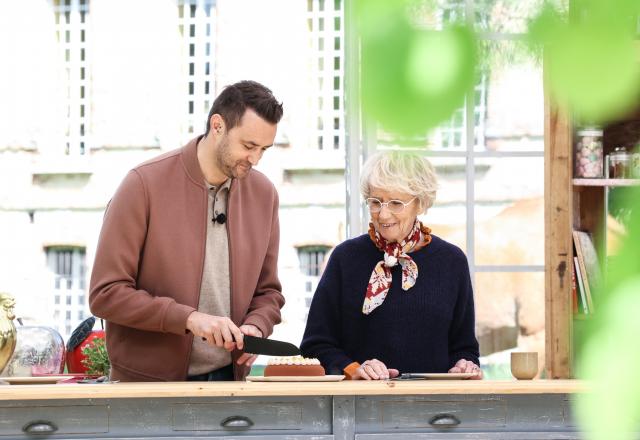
[355,394,581,439]
[0,393,582,439]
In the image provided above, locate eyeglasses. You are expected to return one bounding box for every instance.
[365,197,416,214]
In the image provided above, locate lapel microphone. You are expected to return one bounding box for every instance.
[213,213,226,224]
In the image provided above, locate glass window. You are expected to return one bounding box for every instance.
[476,40,543,152]
[473,157,544,265]
[297,246,331,277]
[474,0,549,34]
[45,247,87,340]
[474,271,544,372]
[357,1,546,375]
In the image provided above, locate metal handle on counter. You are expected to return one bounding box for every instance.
[22,420,58,434]
[220,415,254,429]
[429,413,460,427]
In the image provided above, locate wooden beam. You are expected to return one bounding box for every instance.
[544,94,573,379]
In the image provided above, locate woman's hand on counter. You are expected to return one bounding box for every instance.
[352,358,399,380]
[449,358,483,379]
[235,324,263,367]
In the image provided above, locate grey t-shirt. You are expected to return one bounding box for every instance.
[188,179,232,375]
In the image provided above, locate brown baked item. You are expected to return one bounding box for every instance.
[264,356,325,376]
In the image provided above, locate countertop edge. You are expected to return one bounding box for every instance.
[0,380,588,401]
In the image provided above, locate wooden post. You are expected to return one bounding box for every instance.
[544,94,573,379]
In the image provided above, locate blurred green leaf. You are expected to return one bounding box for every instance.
[357,0,477,135]
[527,0,640,123]
[576,185,640,438]
[576,276,640,439]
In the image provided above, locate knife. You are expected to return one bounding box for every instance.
[241,335,301,356]
[199,335,301,356]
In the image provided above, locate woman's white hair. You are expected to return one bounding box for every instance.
[360,151,438,213]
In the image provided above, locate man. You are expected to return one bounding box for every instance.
[89,81,285,381]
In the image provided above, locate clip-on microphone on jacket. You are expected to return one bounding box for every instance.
[213,213,226,224]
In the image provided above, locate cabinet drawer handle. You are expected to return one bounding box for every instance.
[220,415,254,429]
[22,420,58,434]
[429,413,460,427]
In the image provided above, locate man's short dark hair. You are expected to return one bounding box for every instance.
[205,80,283,135]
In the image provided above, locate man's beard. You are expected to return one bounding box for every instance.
[215,135,252,179]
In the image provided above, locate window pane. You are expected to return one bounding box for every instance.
[473,0,566,34]
[476,40,543,152]
[376,100,466,153]
[419,156,467,252]
[474,157,544,265]
[475,272,544,377]
[406,0,465,30]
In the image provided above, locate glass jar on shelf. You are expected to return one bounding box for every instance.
[608,146,631,178]
[575,127,603,178]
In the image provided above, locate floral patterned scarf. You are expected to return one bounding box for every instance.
[363,220,432,315]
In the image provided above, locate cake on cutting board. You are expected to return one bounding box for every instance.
[263,356,325,376]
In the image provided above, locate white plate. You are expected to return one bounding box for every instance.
[247,375,345,382]
[1,376,71,385]
[397,372,477,380]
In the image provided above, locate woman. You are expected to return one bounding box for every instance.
[301,151,481,380]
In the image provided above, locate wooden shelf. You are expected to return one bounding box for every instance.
[573,178,640,187]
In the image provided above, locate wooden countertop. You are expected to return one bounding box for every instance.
[0,379,586,401]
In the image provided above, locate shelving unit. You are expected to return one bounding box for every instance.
[546,104,640,378]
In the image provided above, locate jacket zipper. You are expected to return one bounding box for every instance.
[182,184,208,379]
[227,179,236,379]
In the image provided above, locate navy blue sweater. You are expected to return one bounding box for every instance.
[300,234,479,375]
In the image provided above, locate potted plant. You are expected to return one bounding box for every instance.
[66,316,109,376]
[81,337,110,376]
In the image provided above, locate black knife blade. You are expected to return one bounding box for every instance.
[241,335,301,356]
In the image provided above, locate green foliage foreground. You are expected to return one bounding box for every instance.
[575,186,640,439]
[357,0,640,134]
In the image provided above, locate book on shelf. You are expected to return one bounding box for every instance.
[574,256,589,314]
[573,230,600,313]
[571,263,579,314]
